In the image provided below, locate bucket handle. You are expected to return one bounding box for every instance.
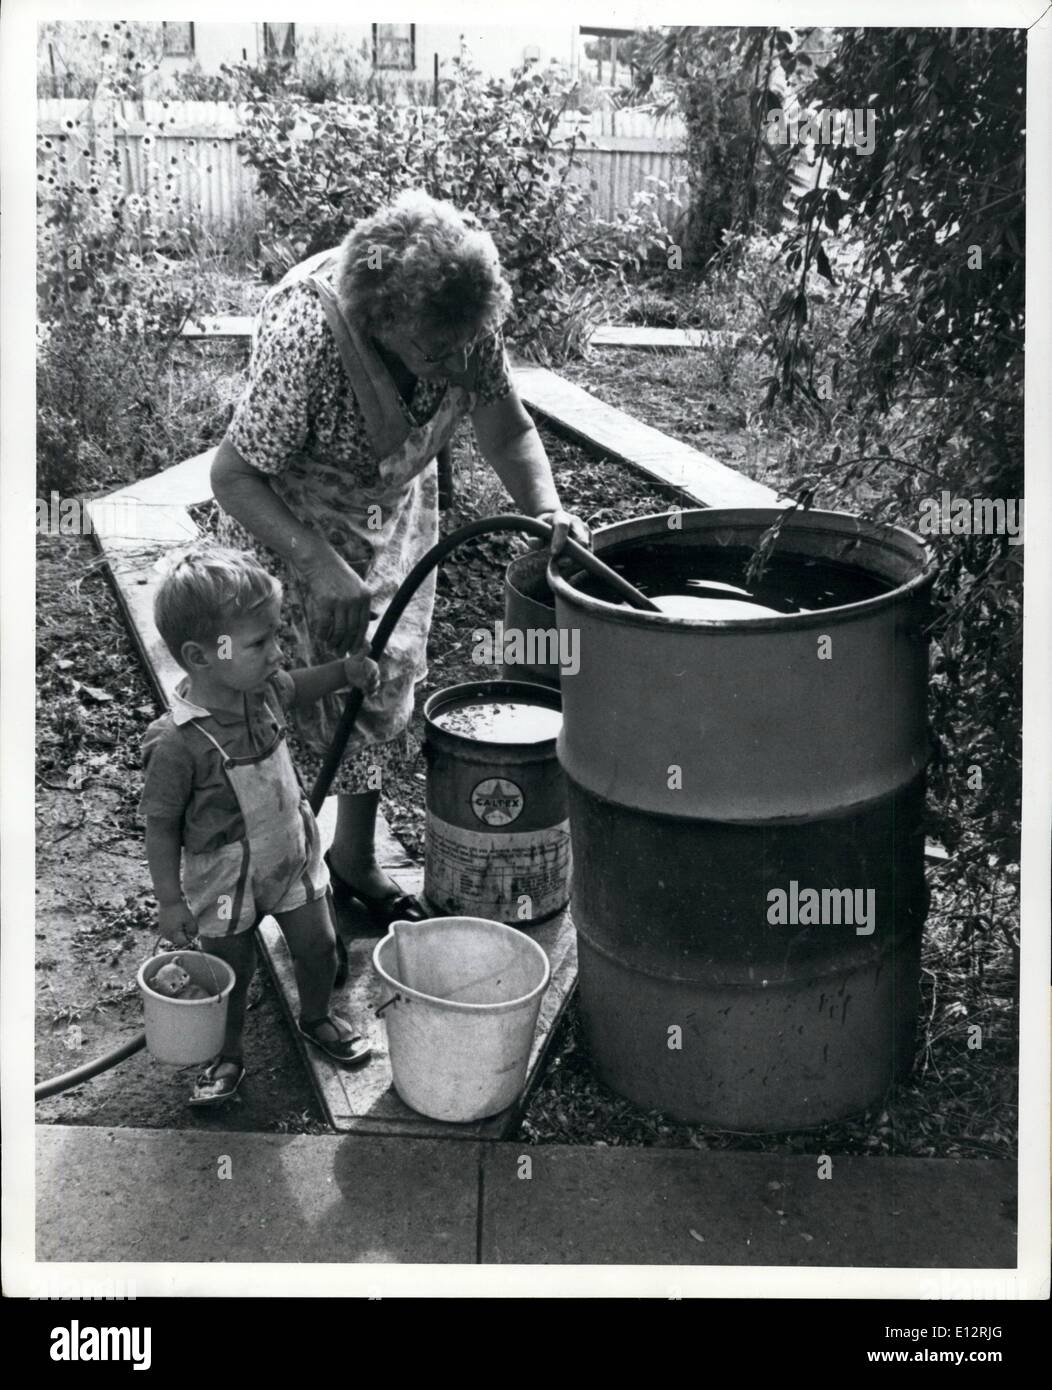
[148,935,226,1004]
[375,993,403,1017]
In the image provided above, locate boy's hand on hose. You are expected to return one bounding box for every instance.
[158,898,198,948]
[343,646,381,697]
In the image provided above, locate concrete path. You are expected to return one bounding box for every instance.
[36,1125,1016,1268]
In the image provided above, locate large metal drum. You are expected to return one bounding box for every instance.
[548,508,935,1130]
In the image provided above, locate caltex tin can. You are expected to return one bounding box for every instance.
[422,680,570,925]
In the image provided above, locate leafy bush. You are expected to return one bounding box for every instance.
[756,28,1024,913]
[235,58,675,362]
[622,24,1023,932]
[630,26,805,271]
[37,28,224,494]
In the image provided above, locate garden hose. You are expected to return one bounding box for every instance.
[308,512,657,812]
[34,1033,147,1102]
[36,511,653,1101]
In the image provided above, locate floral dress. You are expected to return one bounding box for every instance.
[219,248,513,795]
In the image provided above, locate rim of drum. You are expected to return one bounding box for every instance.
[547,507,937,634]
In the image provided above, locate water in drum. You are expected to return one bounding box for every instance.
[578,547,892,619]
[432,699,563,744]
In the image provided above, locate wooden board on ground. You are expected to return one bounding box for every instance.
[514,364,782,510]
[181,315,255,339]
[589,325,723,349]
[177,317,724,352]
[86,467,577,1139]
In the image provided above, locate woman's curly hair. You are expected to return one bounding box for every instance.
[336,190,512,341]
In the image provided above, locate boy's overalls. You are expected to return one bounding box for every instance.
[181,694,328,936]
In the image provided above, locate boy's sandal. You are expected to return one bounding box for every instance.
[298,1014,372,1066]
[189,1056,246,1107]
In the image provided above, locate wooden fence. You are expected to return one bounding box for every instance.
[38,98,688,238]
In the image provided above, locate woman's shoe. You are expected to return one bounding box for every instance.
[297,1014,372,1066]
[189,1056,245,1107]
[325,851,428,927]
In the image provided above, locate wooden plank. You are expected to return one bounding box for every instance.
[180,315,255,340]
[83,497,199,706]
[178,318,720,349]
[589,326,723,350]
[102,449,217,511]
[515,365,783,510]
[39,120,243,141]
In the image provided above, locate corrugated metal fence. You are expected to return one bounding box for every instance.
[38,98,687,237]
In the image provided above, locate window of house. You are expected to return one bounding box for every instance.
[372,23,415,70]
[161,22,195,58]
[263,23,296,62]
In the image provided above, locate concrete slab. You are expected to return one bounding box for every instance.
[36,1125,480,1264]
[479,1146,1018,1267]
[37,1125,1017,1270]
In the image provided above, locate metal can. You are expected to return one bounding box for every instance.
[423,680,571,925]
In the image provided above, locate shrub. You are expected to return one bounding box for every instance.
[37,28,218,494]
[235,57,675,362]
[756,28,1024,917]
[630,26,804,271]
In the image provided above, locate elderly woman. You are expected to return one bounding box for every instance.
[211,190,588,933]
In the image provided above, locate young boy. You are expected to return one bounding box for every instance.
[139,542,380,1106]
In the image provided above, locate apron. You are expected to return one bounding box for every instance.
[248,247,482,758]
[181,701,328,937]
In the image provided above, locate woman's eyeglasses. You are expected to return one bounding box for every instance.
[408,327,494,368]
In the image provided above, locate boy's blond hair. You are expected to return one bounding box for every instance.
[154,542,281,669]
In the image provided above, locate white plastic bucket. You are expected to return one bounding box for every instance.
[137,950,235,1065]
[372,917,551,1123]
